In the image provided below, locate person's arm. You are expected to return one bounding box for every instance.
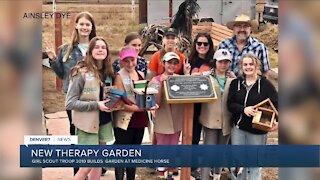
[148,53,159,79]
[260,44,271,78]
[183,58,191,75]
[265,79,279,131]
[266,79,278,111]
[178,53,185,75]
[49,47,65,79]
[138,57,148,78]
[227,79,245,114]
[148,77,163,105]
[114,74,144,112]
[65,74,101,111]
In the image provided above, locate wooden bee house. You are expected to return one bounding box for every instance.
[252,98,278,131]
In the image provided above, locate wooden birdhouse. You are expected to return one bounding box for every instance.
[133,80,158,109]
[252,98,278,132]
[104,89,133,111]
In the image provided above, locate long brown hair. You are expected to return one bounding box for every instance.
[62,11,96,62]
[71,37,114,82]
[124,32,141,45]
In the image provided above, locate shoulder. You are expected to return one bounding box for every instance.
[230,77,241,86]
[70,61,88,77]
[137,70,145,78]
[113,58,120,65]
[149,51,161,65]
[175,51,186,59]
[250,37,266,47]
[58,43,69,52]
[219,37,234,47]
[150,76,161,84]
[260,76,274,87]
[113,58,120,62]
[151,51,161,59]
[137,57,147,64]
[231,77,240,83]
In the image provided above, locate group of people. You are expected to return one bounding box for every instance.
[46,11,278,180]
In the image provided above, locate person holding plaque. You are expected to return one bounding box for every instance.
[148,52,190,180]
[227,53,278,180]
[65,37,115,180]
[199,49,235,180]
[148,27,187,176]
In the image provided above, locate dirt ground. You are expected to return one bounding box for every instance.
[42,3,279,180]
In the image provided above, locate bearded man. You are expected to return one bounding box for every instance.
[218,14,271,77]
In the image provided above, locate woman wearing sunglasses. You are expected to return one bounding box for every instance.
[187,33,215,179]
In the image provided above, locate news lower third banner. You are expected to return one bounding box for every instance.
[20,145,319,167]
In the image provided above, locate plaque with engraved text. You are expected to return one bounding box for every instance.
[164,75,217,104]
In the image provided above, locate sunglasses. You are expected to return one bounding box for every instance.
[196,42,209,47]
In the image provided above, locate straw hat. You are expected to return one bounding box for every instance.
[226,14,258,30]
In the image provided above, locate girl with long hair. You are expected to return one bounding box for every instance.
[227,53,278,180]
[66,37,114,180]
[46,11,97,175]
[112,32,147,77]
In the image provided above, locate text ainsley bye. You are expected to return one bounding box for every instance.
[23,12,71,19]
[31,149,142,157]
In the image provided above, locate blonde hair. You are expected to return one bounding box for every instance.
[239,53,262,76]
[62,11,96,62]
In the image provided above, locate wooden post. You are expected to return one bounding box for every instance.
[54,11,63,91]
[169,0,173,22]
[180,103,194,180]
[139,0,147,24]
[131,0,135,20]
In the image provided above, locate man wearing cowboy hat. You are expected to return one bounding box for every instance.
[218,14,271,78]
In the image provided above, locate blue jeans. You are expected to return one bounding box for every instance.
[230,127,267,180]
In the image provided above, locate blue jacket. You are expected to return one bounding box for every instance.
[50,43,84,93]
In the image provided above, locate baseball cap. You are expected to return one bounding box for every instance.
[164,27,178,37]
[120,47,137,61]
[162,52,180,62]
[213,49,232,62]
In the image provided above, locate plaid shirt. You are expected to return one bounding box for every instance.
[218,36,270,76]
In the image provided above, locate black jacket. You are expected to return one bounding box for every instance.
[227,76,278,134]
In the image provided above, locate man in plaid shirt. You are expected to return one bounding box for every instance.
[218,14,271,77]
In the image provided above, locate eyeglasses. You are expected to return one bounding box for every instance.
[234,24,250,29]
[196,42,209,47]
